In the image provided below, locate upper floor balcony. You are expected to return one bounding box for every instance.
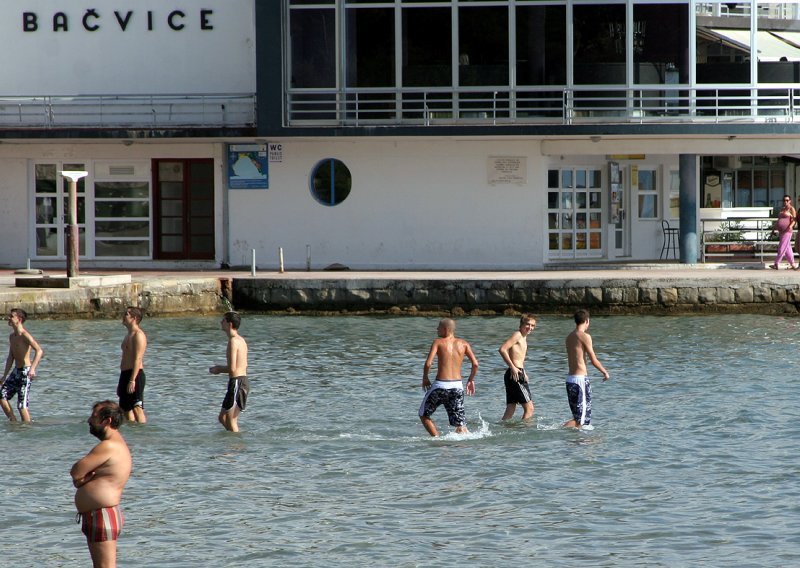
[0,93,256,130]
[285,84,800,128]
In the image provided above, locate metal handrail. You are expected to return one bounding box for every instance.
[286,84,800,127]
[700,216,779,263]
[0,93,256,128]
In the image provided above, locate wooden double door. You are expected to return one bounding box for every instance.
[153,159,215,260]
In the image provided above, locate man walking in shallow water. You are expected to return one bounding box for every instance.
[209,311,249,432]
[71,400,132,568]
[419,318,478,436]
[564,309,610,429]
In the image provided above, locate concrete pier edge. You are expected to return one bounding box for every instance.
[1,267,799,318]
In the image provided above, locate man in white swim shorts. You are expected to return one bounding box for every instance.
[564,309,609,429]
[419,318,478,436]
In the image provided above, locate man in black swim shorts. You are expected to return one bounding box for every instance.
[117,307,147,423]
[209,312,249,432]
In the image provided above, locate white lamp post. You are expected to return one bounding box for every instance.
[60,170,88,278]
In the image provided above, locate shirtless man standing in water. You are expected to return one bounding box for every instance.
[71,400,132,568]
[209,311,249,432]
[0,308,43,422]
[117,307,147,423]
[499,314,536,421]
[419,318,479,437]
[564,309,610,429]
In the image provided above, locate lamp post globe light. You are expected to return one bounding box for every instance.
[60,170,88,278]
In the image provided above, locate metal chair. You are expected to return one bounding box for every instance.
[660,219,680,260]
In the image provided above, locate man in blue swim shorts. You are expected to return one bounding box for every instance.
[564,309,609,429]
[419,318,478,436]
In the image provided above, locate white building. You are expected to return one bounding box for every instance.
[4,1,800,270]
[0,0,256,269]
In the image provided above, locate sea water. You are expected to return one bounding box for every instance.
[1,314,798,567]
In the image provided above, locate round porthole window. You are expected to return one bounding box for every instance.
[310,158,351,206]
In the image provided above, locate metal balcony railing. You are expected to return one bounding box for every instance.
[700,217,779,263]
[285,85,800,128]
[0,93,256,129]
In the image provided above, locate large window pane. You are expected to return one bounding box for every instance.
[517,5,566,86]
[459,7,508,86]
[574,4,625,85]
[291,8,336,88]
[696,1,751,84]
[35,164,57,193]
[633,3,689,88]
[402,8,451,87]
[347,8,394,87]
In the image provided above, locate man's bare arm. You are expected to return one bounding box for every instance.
[1,347,12,382]
[70,443,112,486]
[422,341,437,390]
[583,334,609,380]
[464,342,478,395]
[25,332,43,378]
[126,331,146,394]
[498,332,522,380]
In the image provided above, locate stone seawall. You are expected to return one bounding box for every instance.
[232,276,800,315]
[0,277,228,319]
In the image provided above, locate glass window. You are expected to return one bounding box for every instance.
[458,6,508,87]
[669,170,680,220]
[633,3,689,118]
[516,5,566,86]
[547,167,603,259]
[311,159,352,206]
[290,8,336,88]
[402,8,451,87]
[636,168,658,219]
[346,8,394,87]
[696,1,751,85]
[573,4,625,85]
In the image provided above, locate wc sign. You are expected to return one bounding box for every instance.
[268,143,283,163]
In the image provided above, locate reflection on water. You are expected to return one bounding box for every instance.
[1,314,799,566]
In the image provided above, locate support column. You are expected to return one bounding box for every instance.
[679,154,698,264]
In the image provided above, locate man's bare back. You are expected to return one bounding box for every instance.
[566,328,609,380]
[431,336,471,379]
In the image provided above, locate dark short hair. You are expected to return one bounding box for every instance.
[92,400,124,429]
[126,306,143,324]
[223,311,241,330]
[10,308,27,323]
[574,309,590,325]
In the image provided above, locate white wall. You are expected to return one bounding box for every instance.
[0,159,33,267]
[227,138,549,270]
[0,0,255,95]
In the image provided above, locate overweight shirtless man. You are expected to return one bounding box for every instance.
[71,401,132,568]
[419,318,478,437]
[564,309,610,429]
